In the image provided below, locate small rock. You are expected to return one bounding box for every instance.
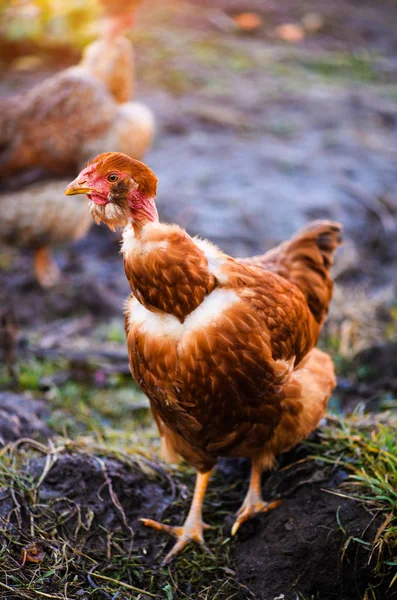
[0,393,52,444]
[285,519,294,531]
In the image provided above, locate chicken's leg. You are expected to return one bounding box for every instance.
[232,456,280,536]
[141,469,212,564]
[34,246,60,288]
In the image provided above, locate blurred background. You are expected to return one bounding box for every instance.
[0,2,397,598]
[1,0,397,455]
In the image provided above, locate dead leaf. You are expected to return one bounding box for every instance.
[233,12,263,32]
[20,542,45,567]
[275,23,305,43]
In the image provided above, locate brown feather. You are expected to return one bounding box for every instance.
[239,220,342,324]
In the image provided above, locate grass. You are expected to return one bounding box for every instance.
[4,0,394,106]
[0,354,161,460]
[136,30,388,97]
[298,52,381,83]
[313,414,397,596]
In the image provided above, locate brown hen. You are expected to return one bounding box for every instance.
[0,36,154,286]
[66,152,342,562]
[0,34,153,177]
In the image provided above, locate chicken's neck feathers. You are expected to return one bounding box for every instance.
[121,220,219,321]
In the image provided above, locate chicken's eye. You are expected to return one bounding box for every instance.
[107,173,119,183]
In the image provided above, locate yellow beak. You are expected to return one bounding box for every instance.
[64,178,93,196]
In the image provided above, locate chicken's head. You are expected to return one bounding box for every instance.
[65,152,158,230]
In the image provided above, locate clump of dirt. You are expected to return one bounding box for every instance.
[210,444,381,600]
[0,392,52,445]
[26,452,169,559]
[230,467,378,600]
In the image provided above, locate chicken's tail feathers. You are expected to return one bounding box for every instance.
[277,220,342,323]
[286,220,343,272]
[292,219,343,263]
[245,220,343,324]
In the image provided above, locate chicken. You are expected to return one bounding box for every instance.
[65,152,342,562]
[0,180,93,286]
[0,35,154,286]
[0,35,153,177]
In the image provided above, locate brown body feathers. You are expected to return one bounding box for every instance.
[123,220,341,472]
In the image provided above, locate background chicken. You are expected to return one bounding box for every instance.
[0,34,153,177]
[99,0,141,42]
[80,35,135,104]
[66,152,342,563]
[0,31,154,286]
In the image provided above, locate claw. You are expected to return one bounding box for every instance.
[163,536,199,565]
[140,515,209,564]
[231,499,281,536]
[140,470,213,564]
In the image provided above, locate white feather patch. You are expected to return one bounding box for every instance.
[121,226,169,256]
[128,298,183,337]
[127,288,240,340]
[183,288,239,337]
[193,237,229,283]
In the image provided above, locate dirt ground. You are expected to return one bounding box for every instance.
[0,414,385,600]
[1,0,397,598]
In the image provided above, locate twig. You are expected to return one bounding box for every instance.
[34,443,59,490]
[10,487,22,529]
[87,570,159,598]
[95,457,134,539]
[0,581,69,599]
[10,437,65,456]
[30,590,69,599]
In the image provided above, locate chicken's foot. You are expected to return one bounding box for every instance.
[232,457,280,536]
[34,246,61,288]
[141,470,212,564]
